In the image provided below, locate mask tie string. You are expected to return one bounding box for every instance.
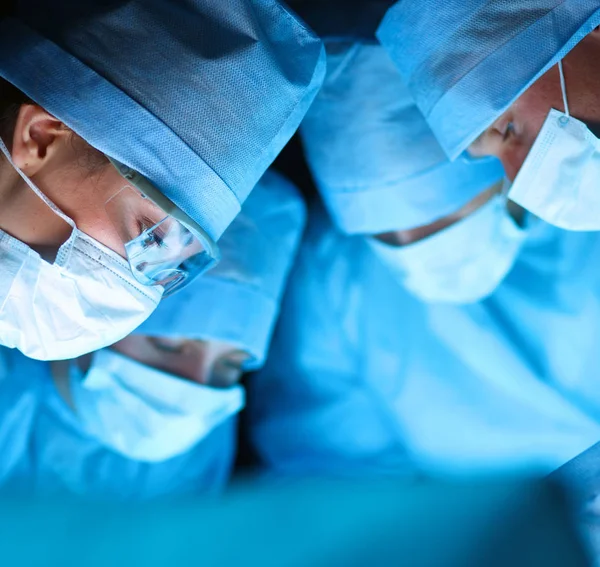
[558,60,571,118]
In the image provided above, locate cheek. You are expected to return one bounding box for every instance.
[160,350,208,384]
[75,208,126,256]
[504,76,561,179]
[499,142,532,181]
[114,336,210,384]
[500,112,551,181]
[111,335,161,363]
[62,171,127,255]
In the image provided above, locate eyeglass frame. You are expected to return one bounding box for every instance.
[106,156,221,270]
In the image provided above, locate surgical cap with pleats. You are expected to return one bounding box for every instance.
[0,0,324,239]
[301,42,503,234]
[377,0,600,159]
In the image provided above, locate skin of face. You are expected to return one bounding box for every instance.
[51,336,249,409]
[467,28,600,181]
[0,103,167,258]
[110,334,251,389]
[375,181,524,247]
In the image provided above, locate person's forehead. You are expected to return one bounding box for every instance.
[146,335,249,358]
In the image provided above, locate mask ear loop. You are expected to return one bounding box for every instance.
[499,176,512,198]
[0,137,84,268]
[558,60,571,122]
[0,138,76,230]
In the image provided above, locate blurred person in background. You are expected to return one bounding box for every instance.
[300,40,512,304]
[0,172,305,500]
[248,43,600,478]
[377,1,600,234]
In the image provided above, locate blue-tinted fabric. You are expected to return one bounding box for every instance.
[301,41,503,234]
[137,170,306,368]
[0,0,325,239]
[552,442,600,562]
[377,1,600,159]
[0,480,587,567]
[0,348,235,500]
[249,206,600,476]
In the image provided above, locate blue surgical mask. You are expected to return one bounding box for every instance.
[69,348,244,462]
[507,62,600,231]
[368,194,528,304]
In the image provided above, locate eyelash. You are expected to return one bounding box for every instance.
[138,216,167,248]
[503,122,515,141]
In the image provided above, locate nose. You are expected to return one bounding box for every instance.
[468,131,529,182]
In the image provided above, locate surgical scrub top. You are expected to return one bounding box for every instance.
[248,206,600,477]
[0,348,236,500]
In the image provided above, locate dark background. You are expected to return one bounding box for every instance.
[274,0,395,195]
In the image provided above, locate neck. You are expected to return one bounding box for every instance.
[0,161,71,252]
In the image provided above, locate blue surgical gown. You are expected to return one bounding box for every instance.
[0,348,236,500]
[249,206,600,477]
[553,442,600,562]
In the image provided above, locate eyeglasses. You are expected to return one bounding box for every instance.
[105,158,220,297]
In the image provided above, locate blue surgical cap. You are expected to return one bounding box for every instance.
[377,1,600,160]
[136,170,306,369]
[301,42,503,234]
[0,0,324,240]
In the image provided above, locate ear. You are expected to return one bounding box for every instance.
[10,104,69,176]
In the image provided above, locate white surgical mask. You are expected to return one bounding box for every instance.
[368,194,528,304]
[0,140,162,361]
[69,348,245,462]
[507,61,600,231]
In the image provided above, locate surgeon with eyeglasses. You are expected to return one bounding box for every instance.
[0,171,305,499]
[248,42,600,478]
[377,0,600,234]
[0,0,324,361]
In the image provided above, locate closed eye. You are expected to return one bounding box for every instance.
[138,216,168,248]
[503,121,515,141]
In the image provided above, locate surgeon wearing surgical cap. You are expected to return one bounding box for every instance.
[0,0,324,361]
[300,41,525,305]
[249,44,600,478]
[377,1,600,234]
[250,204,600,479]
[0,171,305,499]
